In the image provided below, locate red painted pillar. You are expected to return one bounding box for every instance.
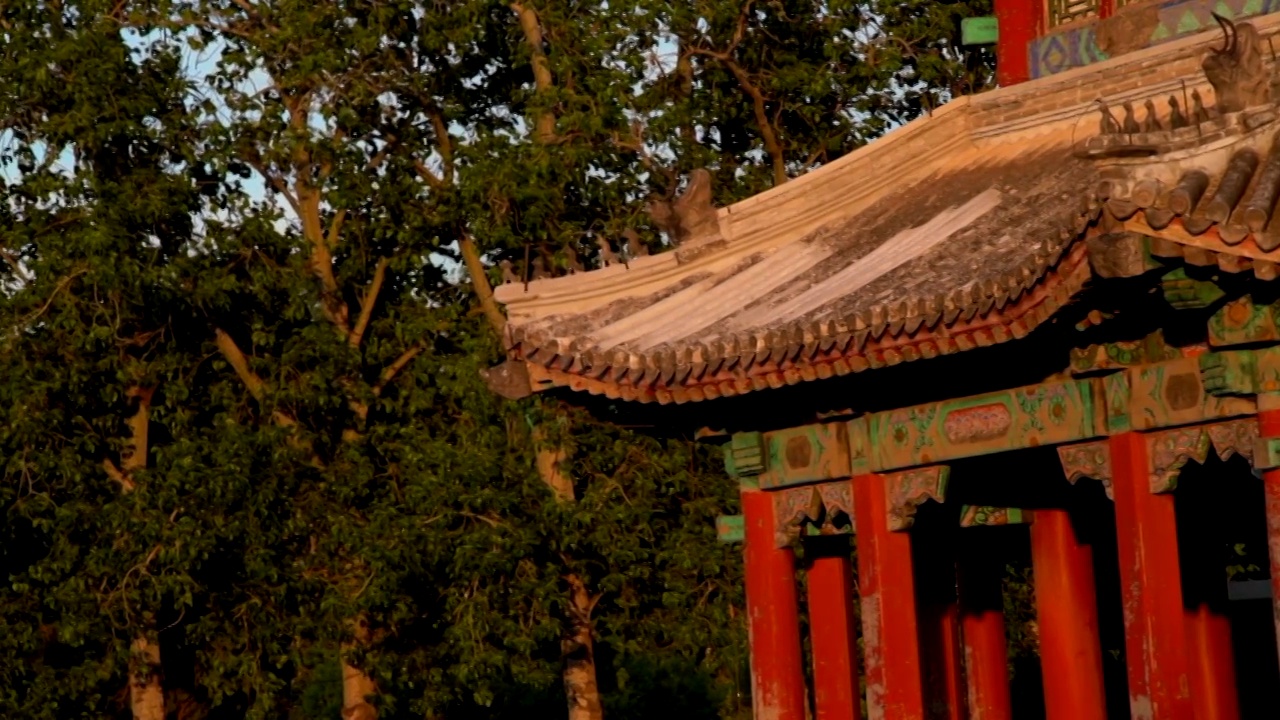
[742,489,807,720]
[853,474,926,720]
[994,0,1043,86]
[919,602,966,720]
[1109,432,1194,720]
[1029,509,1107,720]
[1256,404,1280,670]
[1186,606,1240,720]
[808,538,864,720]
[916,530,966,720]
[1178,477,1241,720]
[957,539,1013,720]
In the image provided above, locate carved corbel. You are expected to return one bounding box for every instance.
[1206,418,1259,466]
[771,481,855,547]
[885,466,949,531]
[773,485,823,547]
[1145,425,1212,493]
[1058,441,1114,499]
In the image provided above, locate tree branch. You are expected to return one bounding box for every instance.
[510,2,557,143]
[348,258,388,348]
[413,158,446,190]
[460,235,507,337]
[689,49,787,186]
[373,342,424,396]
[427,108,454,179]
[215,328,266,402]
[325,209,347,250]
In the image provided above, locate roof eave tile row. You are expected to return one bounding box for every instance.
[512,241,1092,404]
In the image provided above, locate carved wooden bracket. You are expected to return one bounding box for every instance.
[771,481,854,547]
[886,466,949,531]
[1059,419,1258,497]
[1058,440,1114,499]
[1147,418,1257,492]
[1146,425,1213,493]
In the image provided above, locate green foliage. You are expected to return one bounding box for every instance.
[0,0,991,717]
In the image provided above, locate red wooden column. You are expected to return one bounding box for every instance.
[853,474,926,720]
[1256,401,1280,669]
[1028,509,1107,720]
[742,489,807,720]
[1186,606,1240,720]
[1109,432,1194,720]
[1178,476,1241,720]
[957,535,1013,720]
[993,0,1042,86]
[916,530,966,720]
[808,537,864,720]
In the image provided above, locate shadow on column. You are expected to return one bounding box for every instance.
[1176,454,1279,720]
[946,446,1129,719]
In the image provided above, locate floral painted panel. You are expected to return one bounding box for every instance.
[867,379,1102,470]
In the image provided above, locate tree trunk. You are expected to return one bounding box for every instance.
[130,637,164,720]
[342,617,378,720]
[342,660,378,720]
[563,574,603,720]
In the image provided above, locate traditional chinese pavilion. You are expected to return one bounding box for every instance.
[487,4,1280,719]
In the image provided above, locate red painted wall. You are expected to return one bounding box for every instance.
[994,0,1044,86]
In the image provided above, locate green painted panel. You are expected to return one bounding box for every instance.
[962,17,998,46]
[867,379,1103,470]
[757,423,850,490]
[724,432,765,478]
[716,515,744,543]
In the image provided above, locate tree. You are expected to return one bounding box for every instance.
[0,0,993,718]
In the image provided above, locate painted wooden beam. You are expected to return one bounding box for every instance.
[1209,295,1280,347]
[727,352,1269,489]
[757,422,851,490]
[1069,330,1180,376]
[862,378,1103,471]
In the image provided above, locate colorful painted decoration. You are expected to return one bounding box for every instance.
[1058,441,1114,499]
[716,515,744,543]
[770,480,856,547]
[866,380,1101,470]
[1145,425,1213,493]
[886,466,950,532]
[1069,331,1180,375]
[725,431,766,478]
[959,505,1027,527]
[1209,295,1280,347]
[757,423,851,490]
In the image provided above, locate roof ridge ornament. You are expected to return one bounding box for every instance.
[1078,18,1277,161]
[1203,14,1269,114]
[647,168,720,246]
